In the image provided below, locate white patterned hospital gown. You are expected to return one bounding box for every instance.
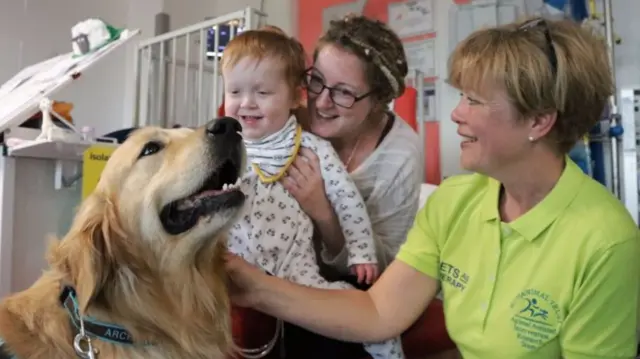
[227,117,405,359]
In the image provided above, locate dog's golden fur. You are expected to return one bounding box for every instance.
[0,123,244,358]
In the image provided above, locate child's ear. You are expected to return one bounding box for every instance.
[291,85,305,109]
[292,87,310,131]
[292,106,310,131]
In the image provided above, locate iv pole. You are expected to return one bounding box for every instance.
[601,0,623,198]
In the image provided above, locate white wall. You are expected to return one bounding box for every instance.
[164,0,295,34]
[603,0,640,89]
[432,1,462,178]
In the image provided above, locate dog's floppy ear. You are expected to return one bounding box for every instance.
[48,193,126,313]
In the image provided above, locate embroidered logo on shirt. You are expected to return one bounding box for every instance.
[510,288,562,351]
[439,262,470,291]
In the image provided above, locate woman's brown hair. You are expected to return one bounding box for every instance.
[314,15,409,105]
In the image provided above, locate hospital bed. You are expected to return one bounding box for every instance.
[131,7,263,129]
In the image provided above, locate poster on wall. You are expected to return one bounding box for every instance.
[297,0,437,82]
[387,0,434,38]
[404,38,435,80]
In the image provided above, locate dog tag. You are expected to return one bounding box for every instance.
[73,333,98,359]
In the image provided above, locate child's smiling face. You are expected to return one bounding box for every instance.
[223,56,296,140]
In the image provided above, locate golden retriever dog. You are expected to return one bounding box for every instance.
[0,117,246,359]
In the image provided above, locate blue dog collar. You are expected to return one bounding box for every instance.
[60,286,152,346]
[0,287,152,358]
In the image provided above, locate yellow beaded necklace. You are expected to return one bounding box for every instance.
[251,124,303,184]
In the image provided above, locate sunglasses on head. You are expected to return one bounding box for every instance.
[518,18,558,76]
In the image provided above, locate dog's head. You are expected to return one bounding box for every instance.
[114,117,245,246]
[50,117,245,312]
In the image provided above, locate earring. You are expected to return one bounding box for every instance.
[528,136,535,142]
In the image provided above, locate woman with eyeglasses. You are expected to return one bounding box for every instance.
[259,15,455,359]
[284,16,423,278]
[228,16,640,359]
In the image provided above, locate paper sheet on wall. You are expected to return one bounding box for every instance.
[82,145,116,200]
[404,39,436,79]
[388,0,434,38]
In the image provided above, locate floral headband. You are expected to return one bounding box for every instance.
[340,15,405,98]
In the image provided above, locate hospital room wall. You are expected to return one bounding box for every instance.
[163,0,296,34]
[0,0,637,174]
[163,0,640,178]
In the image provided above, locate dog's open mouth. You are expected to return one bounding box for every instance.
[159,159,245,235]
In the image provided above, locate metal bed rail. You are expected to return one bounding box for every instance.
[132,7,266,128]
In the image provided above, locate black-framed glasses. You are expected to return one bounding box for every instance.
[303,68,374,109]
[519,18,558,76]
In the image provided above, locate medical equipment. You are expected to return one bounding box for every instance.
[580,0,638,226]
[131,7,264,129]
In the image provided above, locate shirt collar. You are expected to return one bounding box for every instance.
[481,158,586,241]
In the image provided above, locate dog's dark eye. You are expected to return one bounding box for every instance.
[139,141,163,158]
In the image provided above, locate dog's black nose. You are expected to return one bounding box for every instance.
[207,117,242,136]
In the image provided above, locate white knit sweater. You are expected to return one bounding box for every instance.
[321,115,424,270]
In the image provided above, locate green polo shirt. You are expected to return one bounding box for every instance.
[397,159,639,359]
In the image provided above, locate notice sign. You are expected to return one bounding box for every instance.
[82,145,116,199]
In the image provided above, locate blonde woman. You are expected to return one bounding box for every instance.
[226,17,639,359]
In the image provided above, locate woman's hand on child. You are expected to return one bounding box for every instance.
[351,263,379,285]
[282,147,333,221]
[224,252,267,308]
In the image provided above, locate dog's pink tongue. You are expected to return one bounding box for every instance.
[194,189,223,199]
[176,188,231,210]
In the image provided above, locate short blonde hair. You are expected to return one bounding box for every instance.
[448,17,614,153]
[221,29,306,102]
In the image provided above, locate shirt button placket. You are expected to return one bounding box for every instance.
[482,227,502,329]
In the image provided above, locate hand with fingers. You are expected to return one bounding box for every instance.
[224,253,267,308]
[350,263,380,285]
[281,147,333,222]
